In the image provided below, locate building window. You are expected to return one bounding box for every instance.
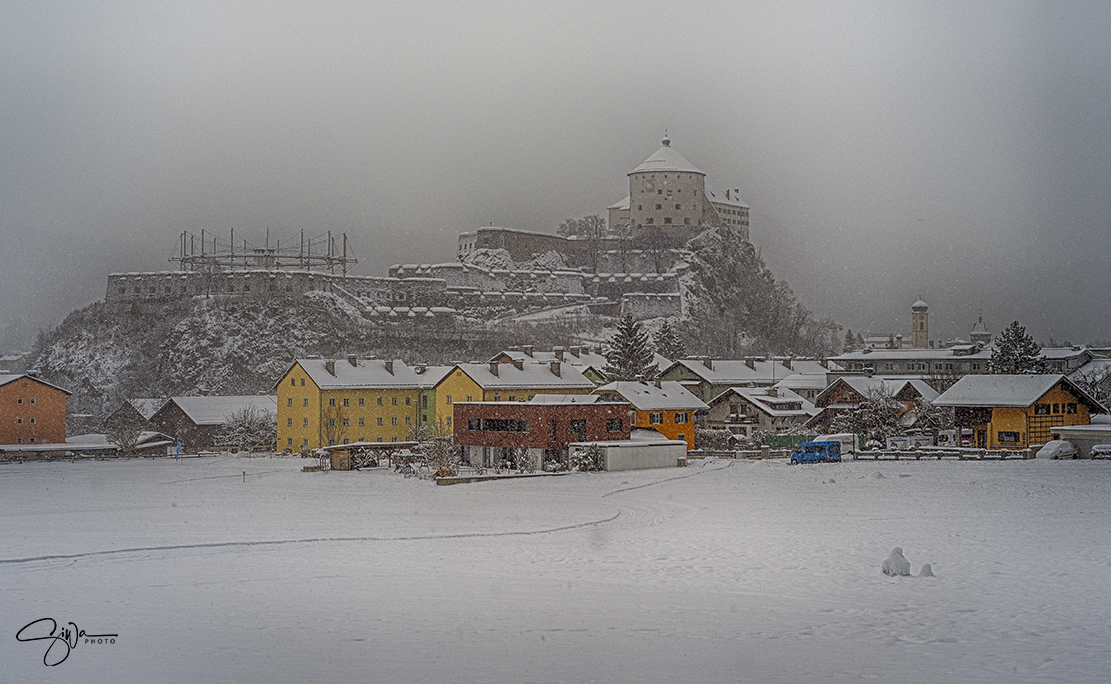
[301,378,305,386]
[406,397,411,406]
[998,431,1021,443]
[645,217,654,224]
[16,418,22,424]
[329,398,336,406]
[466,395,472,402]
[359,417,365,426]
[342,417,350,427]
[343,397,349,407]
[551,420,558,442]
[469,418,481,431]
[446,395,452,405]
[359,397,365,406]
[290,378,296,386]
[392,397,398,406]
[446,417,451,427]
[405,416,411,425]
[1053,403,1060,414]
[29,438,34,443]
[1035,403,1050,415]
[287,418,293,427]
[303,438,308,447]
[287,397,293,406]
[508,395,516,402]
[16,398,22,404]
[675,413,688,424]
[377,418,383,426]
[494,394,501,401]
[664,217,672,224]
[607,419,622,432]
[303,418,309,427]
[29,418,35,424]
[675,203,681,210]
[391,417,398,425]
[649,413,663,425]
[287,438,293,447]
[303,398,308,407]
[1067,403,1078,414]
[421,396,428,409]
[655,203,662,210]
[343,438,349,445]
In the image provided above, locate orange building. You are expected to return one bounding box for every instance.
[0,373,70,446]
[593,380,709,450]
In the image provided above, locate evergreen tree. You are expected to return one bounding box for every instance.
[653,320,685,360]
[989,321,1047,374]
[603,314,656,381]
[843,328,856,352]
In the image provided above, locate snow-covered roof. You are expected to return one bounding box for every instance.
[608,195,630,211]
[291,358,427,390]
[1069,358,1111,383]
[934,374,1101,409]
[664,359,839,386]
[629,138,704,175]
[832,347,991,361]
[815,377,937,407]
[414,365,453,389]
[528,394,605,405]
[0,373,72,395]
[493,348,669,377]
[709,386,817,418]
[772,373,830,392]
[129,398,168,420]
[166,396,278,425]
[453,362,595,391]
[593,381,708,412]
[705,188,749,208]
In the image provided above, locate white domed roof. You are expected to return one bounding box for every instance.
[912,299,929,312]
[629,137,704,175]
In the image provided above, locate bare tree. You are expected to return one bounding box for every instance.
[104,411,145,456]
[319,403,349,447]
[558,215,607,272]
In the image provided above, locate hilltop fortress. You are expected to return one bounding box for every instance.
[106,138,747,325]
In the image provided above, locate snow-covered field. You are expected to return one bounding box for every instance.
[3,455,1111,683]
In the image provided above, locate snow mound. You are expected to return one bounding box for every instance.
[882,547,911,576]
[1037,440,1077,459]
[917,563,935,577]
[873,472,886,479]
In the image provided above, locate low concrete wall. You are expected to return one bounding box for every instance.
[570,440,685,471]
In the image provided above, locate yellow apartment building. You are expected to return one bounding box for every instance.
[432,361,596,430]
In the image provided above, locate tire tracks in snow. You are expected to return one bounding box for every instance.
[0,511,622,567]
[601,458,734,498]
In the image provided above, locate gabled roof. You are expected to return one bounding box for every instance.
[629,138,704,175]
[450,362,595,391]
[528,394,605,405]
[414,365,453,389]
[708,386,817,418]
[608,195,630,211]
[593,381,708,412]
[162,396,278,425]
[662,358,839,386]
[0,373,71,395]
[772,373,830,392]
[705,188,749,208]
[491,349,671,380]
[814,377,936,407]
[129,398,168,420]
[284,358,425,391]
[934,374,1105,411]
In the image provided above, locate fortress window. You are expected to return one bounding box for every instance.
[645,218,654,224]
[118,288,125,294]
[675,204,681,210]
[664,218,672,224]
[637,205,642,211]
[684,218,691,225]
[655,204,662,210]
[150,287,156,294]
[657,189,662,195]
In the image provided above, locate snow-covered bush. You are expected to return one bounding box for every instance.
[570,444,605,472]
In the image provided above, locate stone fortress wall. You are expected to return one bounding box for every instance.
[106,262,682,320]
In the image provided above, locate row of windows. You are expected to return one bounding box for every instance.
[284,436,407,448]
[286,415,413,428]
[642,217,690,225]
[1034,403,1077,415]
[648,412,688,425]
[12,437,35,444]
[12,397,37,404]
[13,417,37,424]
[637,203,684,211]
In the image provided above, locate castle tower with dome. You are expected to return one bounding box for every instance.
[607,135,750,240]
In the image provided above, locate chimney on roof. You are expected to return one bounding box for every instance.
[702,357,713,370]
[767,387,778,397]
[489,362,499,377]
[819,358,828,369]
[725,189,730,200]
[512,359,524,370]
[554,346,565,361]
[782,357,792,371]
[522,345,534,357]
[415,364,426,374]
[654,379,661,389]
[347,354,358,367]
[384,360,394,375]
[569,345,581,357]
[550,361,561,377]
[745,357,755,370]
[325,360,336,376]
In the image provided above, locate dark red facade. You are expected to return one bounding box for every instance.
[452,401,631,449]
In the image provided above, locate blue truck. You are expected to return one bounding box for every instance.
[789,440,842,465]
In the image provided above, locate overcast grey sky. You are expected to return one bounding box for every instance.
[2,1,1109,348]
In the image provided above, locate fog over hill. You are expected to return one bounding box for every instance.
[3,2,1111,348]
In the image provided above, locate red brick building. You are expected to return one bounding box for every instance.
[453,395,631,469]
[0,373,70,447]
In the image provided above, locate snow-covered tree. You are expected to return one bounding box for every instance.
[570,443,605,472]
[653,320,685,360]
[843,328,856,352]
[104,411,145,456]
[603,314,656,381]
[989,321,1047,374]
[217,405,277,453]
[1072,364,1111,410]
[910,397,954,445]
[319,403,348,447]
[860,385,904,442]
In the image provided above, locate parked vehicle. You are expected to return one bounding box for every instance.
[789,441,842,465]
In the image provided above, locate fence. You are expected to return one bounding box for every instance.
[851,448,1033,461]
